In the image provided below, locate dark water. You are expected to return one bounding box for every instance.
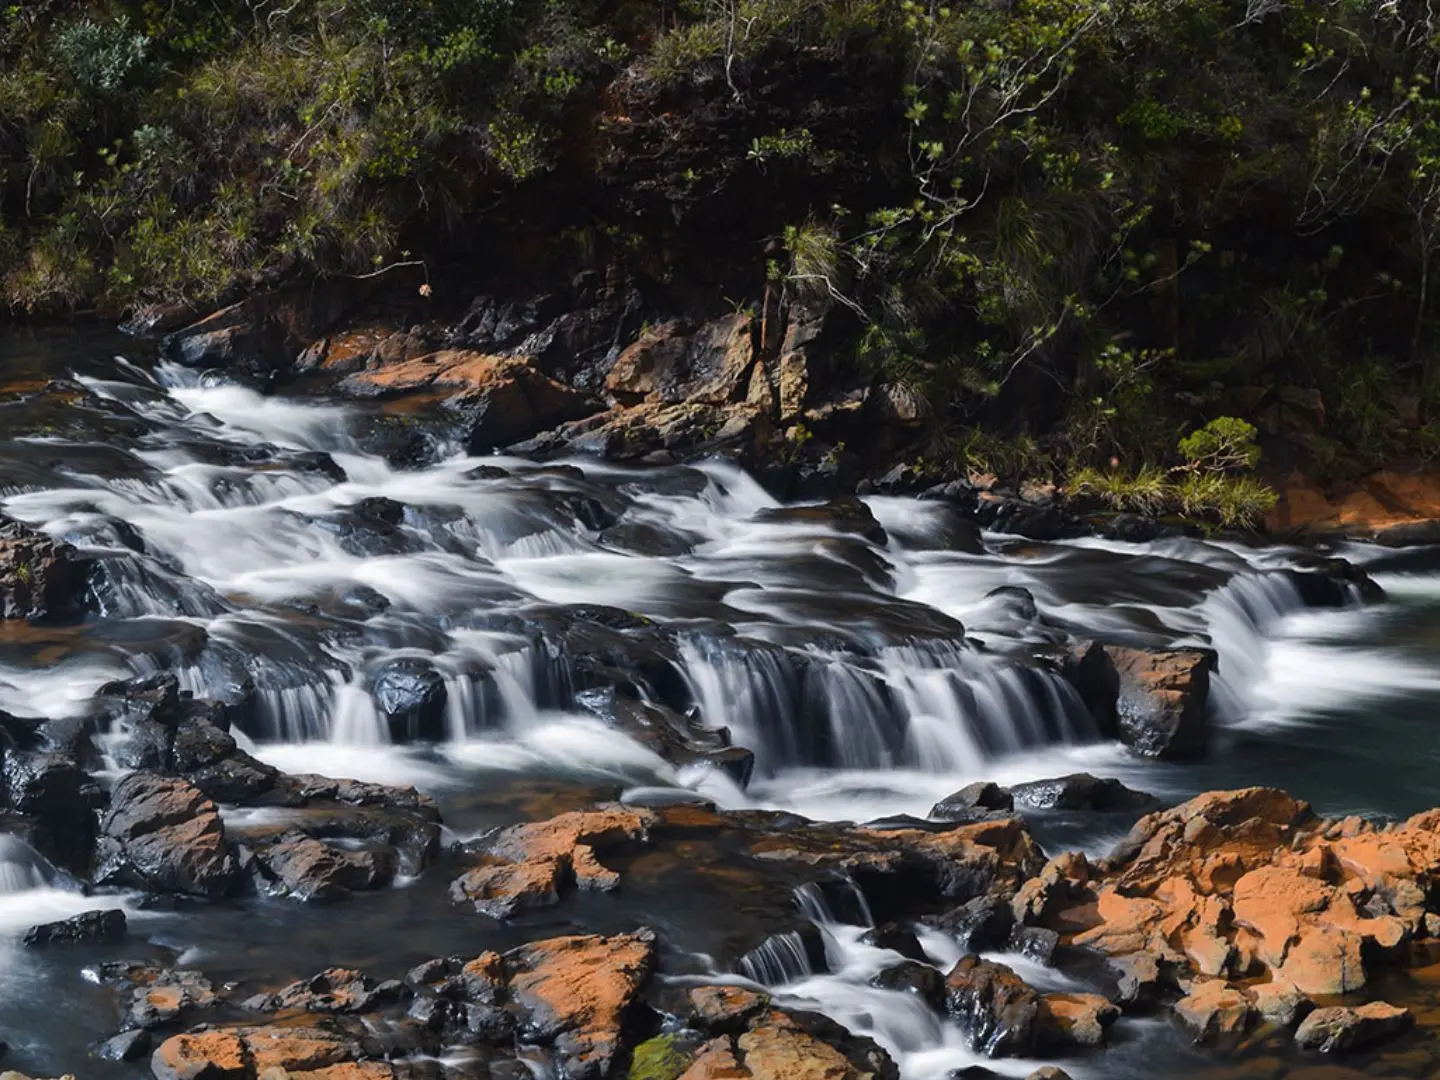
[2,327,1440,1079]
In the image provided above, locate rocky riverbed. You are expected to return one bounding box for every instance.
[6,328,1440,1080]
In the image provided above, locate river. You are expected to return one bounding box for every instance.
[2,327,1439,1079]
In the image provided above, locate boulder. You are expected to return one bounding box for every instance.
[930,782,1014,821]
[369,658,448,743]
[1037,992,1119,1049]
[1056,641,1119,736]
[504,929,657,1078]
[1173,981,1253,1041]
[871,961,944,1008]
[255,832,396,902]
[23,908,126,948]
[95,773,237,898]
[127,968,220,1030]
[1008,774,1158,813]
[688,986,771,1033]
[859,923,928,962]
[93,1028,152,1062]
[247,968,408,1015]
[1103,646,1215,759]
[733,1009,896,1080]
[150,1030,251,1080]
[0,515,96,621]
[942,956,1041,1057]
[1293,1001,1412,1053]
[2,750,100,870]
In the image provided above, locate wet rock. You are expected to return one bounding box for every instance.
[688,986,770,1034]
[1008,774,1159,813]
[1007,925,1060,966]
[0,515,97,621]
[1011,852,1090,927]
[930,782,1013,821]
[942,956,1041,1057]
[574,686,753,786]
[752,498,888,546]
[859,923,928,962]
[871,961,944,1008]
[1103,646,1215,759]
[247,968,408,1015]
[925,895,1014,953]
[95,773,238,898]
[3,750,100,871]
[976,496,1081,541]
[369,658,448,743]
[504,929,657,1078]
[1037,992,1119,1049]
[93,1028,151,1062]
[23,907,126,948]
[254,832,397,902]
[1055,640,1119,737]
[1293,1001,1412,1052]
[128,969,220,1029]
[734,1009,898,1080]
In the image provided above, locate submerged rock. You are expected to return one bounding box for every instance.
[1008,774,1159,813]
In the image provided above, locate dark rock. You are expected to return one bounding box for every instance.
[977,497,1081,541]
[872,960,945,1008]
[573,685,753,786]
[944,955,1042,1057]
[925,895,1015,954]
[1294,1002,1412,1053]
[23,907,126,948]
[126,967,219,1030]
[370,657,449,743]
[254,830,398,902]
[1286,560,1386,606]
[93,1028,152,1062]
[95,773,238,898]
[247,967,409,1014]
[1007,925,1060,966]
[1055,640,1120,738]
[1008,774,1159,813]
[0,515,97,621]
[1105,645,1215,759]
[860,923,929,962]
[931,782,1014,820]
[1101,514,1192,543]
[3,750,100,871]
[753,497,889,546]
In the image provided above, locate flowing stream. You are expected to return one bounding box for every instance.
[4,328,1440,1077]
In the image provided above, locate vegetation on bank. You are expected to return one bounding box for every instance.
[6,0,1440,505]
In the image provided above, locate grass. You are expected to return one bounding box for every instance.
[1068,466,1278,530]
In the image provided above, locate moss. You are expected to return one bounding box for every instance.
[625,1034,691,1080]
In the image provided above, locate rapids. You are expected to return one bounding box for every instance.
[3,327,1440,1078]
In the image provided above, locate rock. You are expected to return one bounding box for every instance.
[1008,774,1158,813]
[1057,641,1119,737]
[0,515,96,621]
[369,658,448,743]
[688,986,770,1033]
[23,908,126,948]
[871,961,944,1008]
[931,782,1014,821]
[504,929,657,1078]
[1007,925,1060,966]
[1250,979,1312,1027]
[1278,923,1365,996]
[752,498,888,546]
[255,832,397,902]
[926,895,1015,953]
[128,968,220,1029]
[3,750,99,870]
[1173,980,1252,1042]
[1010,852,1089,926]
[1104,646,1215,759]
[1037,992,1119,1049]
[1025,1070,1073,1080]
[342,350,599,453]
[859,924,928,962]
[734,1009,896,1080]
[151,1030,251,1080]
[93,1028,151,1062]
[942,956,1041,1057]
[1293,1001,1412,1052]
[605,315,755,407]
[95,773,237,898]
[249,968,407,1015]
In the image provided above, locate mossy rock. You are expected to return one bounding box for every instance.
[626,1033,693,1080]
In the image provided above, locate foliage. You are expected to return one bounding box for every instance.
[625,1034,691,1080]
[1177,418,1262,474]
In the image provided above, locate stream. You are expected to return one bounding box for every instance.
[3,327,1440,1079]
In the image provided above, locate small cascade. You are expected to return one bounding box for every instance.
[735,930,823,985]
[1198,571,1309,721]
[0,836,50,895]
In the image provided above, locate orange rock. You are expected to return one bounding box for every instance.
[151,1031,252,1080]
[505,930,657,1078]
[678,1036,750,1080]
[690,985,771,1031]
[289,1066,395,1080]
[1230,866,1332,966]
[1173,980,1253,1041]
[240,1027,357,1073]
[736,1011,868,1080]
[1072,891,1166,955]
[1278,924,1366,996]
[1038,992,1119,1048]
